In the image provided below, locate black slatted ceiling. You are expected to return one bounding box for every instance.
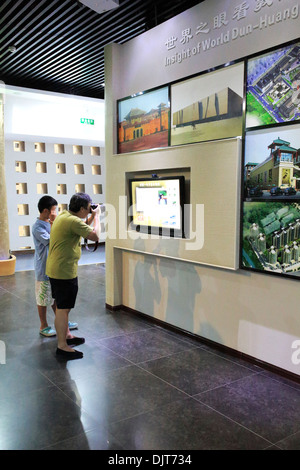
[0,0,203,99]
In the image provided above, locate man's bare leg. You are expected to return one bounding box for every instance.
[55,308,74,352]
[51,301,74,339]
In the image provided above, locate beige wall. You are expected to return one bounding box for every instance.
[105,139,241,268]
[122,250,300,373]
[104,1,300,376]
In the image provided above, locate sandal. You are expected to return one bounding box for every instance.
[40,326,56,337]
[68,321,78,330]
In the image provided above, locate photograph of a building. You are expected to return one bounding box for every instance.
[244,125,300,198]
[246,41,300,128]
[172,87,242,127]
[242,201,300,276]
[117,86,170,153]
[171,63,244,146]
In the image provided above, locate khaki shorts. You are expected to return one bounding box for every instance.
[35,280,55,307]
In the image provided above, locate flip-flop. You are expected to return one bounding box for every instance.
[40,326,56,337]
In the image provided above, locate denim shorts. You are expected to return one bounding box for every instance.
[49,277,78,309]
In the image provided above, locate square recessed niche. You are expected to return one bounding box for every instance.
[54,144,65,154]
[56,184,67,195]
[91,146,100,156]
[74,164,84,174]
[16,183,28,194]
[92,164,101,175]
[36,162,47,173]
[18,225,30,237]
[14,141,25,152]
[56,163,66,174]
[73,145,83,155]
[17,204,29,215]
[35,142,46,152]
[15,161,27,172]
[75,184,85,193]
[37,183,48,194]
[93,184,102,194]
[58,203,68,213]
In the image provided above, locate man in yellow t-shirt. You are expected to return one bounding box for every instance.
[46,193,100,360]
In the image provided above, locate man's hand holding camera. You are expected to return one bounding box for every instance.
[90,203,101,215]
[88,203,100,223]
[87,203,101,240]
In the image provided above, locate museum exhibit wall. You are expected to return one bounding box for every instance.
[105,0,300,376]
[3,85,105,251]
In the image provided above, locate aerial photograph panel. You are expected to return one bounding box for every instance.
[242,201,300,277]
[246,41,300,129]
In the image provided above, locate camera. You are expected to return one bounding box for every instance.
[90,203,98,213]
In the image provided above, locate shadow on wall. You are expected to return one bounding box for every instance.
[133,238,201,333]
[133,239,162,316]
[159,258,201,333]
[196,322,224,345]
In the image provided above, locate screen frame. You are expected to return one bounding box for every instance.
[128,175,186,238]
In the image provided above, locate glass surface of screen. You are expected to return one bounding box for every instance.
[129,176,185,237]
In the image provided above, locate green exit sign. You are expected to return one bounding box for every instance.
[80,118,94,125]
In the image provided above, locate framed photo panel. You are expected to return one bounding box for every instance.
[243,123,300,200]
[117,86,170,154]
[241,201,300,279]
[246,40,300,130]
[170,62,244,147]
[242,39,300,280]
[241,123,300,280]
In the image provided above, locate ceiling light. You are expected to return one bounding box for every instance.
[78,0,119,14]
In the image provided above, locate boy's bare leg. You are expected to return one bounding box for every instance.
[38,305,48,330]
[51,300,57,315]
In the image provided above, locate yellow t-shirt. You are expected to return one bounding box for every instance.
[46,210,93,279]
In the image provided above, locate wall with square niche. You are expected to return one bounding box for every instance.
[5,139,105,250]
[104,0,300,378]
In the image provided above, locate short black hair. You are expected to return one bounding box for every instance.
[69,193,92,212]
[38,195,58,213]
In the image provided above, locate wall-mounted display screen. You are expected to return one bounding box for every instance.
[246,40,300,129]
[117,86,170,154]
[129,176,185,237]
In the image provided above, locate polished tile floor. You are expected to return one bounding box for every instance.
[1,263,300,450]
